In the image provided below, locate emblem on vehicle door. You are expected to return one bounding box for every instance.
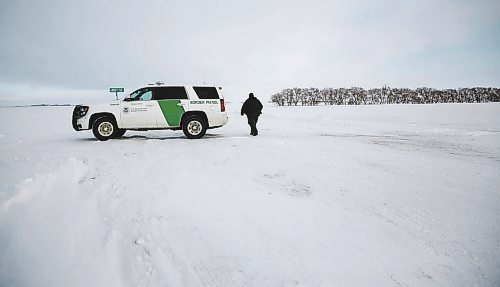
[123,107,129,113]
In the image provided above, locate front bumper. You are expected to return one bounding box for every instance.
[72,106,81,131]
[72,105,91,131]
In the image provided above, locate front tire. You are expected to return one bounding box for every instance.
[182,116,207,139]
[92,117,117,141]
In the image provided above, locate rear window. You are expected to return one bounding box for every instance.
[193,87,220,99]
[155,87,188,100]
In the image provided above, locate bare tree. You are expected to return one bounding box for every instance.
[270,86,498,106]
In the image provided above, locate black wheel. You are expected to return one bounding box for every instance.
[182,116,207,139]
[92,117,117,141]
[113,128,126,138]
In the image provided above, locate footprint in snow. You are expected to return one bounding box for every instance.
[286,182,312,198]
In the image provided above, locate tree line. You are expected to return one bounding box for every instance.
[270,87,500,106]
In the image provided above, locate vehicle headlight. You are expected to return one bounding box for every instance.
[79,106,89,117]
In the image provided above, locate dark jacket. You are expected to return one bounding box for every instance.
[241,96,263,118]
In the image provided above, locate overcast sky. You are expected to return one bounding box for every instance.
[1,0,499,105]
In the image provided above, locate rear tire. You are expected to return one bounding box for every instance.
[113,128,126,138]
[182,116,207,139]
[92,117,117,141]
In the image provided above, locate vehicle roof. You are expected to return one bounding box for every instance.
[144,84,220,88]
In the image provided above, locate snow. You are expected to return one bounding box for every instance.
[1,103,499,287]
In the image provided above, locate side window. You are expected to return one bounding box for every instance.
[129,88,153,101]
[155,87,189,100]
[193,87,219,99]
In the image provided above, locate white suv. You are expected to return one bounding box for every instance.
[72,84,228,140]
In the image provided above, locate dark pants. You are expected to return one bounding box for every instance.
[247,115,259,135]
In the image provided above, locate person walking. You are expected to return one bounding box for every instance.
[241,93,263,136]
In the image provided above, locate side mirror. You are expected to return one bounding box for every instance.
[123,97,133,102]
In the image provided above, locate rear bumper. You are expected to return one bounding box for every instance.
[208,113,228,127]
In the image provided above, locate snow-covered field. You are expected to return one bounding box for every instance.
[1,103,499,287]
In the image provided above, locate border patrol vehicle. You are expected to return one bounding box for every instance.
[72,84,228,140]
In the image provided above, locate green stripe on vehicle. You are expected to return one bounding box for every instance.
[158,100,185,127]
